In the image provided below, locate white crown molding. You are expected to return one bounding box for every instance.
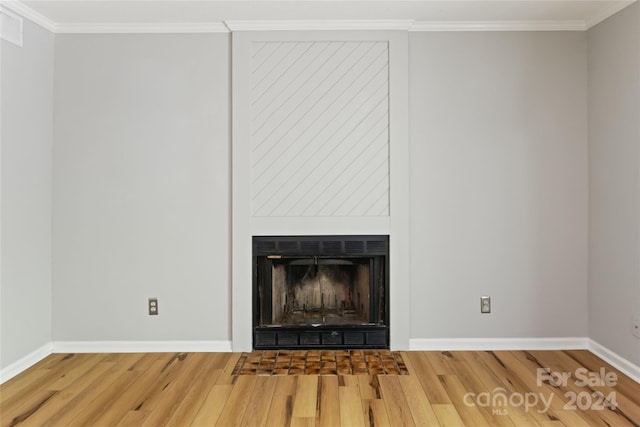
[50,20,592,34]
[586,0,636,29]
[55,22,230,34]
[410,20,587,32]
[1,0,56,32]
[52,340,233,353]
[0,342,52,384]
[0,5,23,46]
[225,19,415,31]
[588,339,640,384]
[409,337,590,351]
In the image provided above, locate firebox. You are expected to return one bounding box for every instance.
[253,235,389,349]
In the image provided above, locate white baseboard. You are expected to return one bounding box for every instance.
[588,339,640,384]
[409,337,590,351]
[0,342,53,384]
[52,340,232,353]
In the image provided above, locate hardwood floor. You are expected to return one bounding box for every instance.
[1,350,639,426]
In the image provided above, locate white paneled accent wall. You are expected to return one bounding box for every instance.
[250,41,390,217]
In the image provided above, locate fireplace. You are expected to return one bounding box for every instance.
[253,235,389,349]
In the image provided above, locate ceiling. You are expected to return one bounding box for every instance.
[4,0,637,32]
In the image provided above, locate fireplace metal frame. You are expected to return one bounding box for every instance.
[252,235,390,350]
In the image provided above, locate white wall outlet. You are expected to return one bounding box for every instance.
[633,315,640,339]
[481,296,491,314]
[149,298,158,315]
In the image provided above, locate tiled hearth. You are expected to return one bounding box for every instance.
[232,350,409,376]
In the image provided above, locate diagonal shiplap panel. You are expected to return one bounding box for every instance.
[250,41,390,217]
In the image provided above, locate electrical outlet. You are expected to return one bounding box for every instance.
[480,296,491,314]
[149,298,158,315]
[633,315,640,339]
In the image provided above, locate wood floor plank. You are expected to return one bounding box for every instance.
[36,353,145,426]
[357,375,380,427]
[317,375,340,427]
[216,352,243,385]
[367,399,392,427]
[89,358,168,426]
[0,353,94,409]
[403,351,452,404]
[239,375,278,427]
[0,367,50,405]
[163,354,231,426]
[378,375,416,427]
[115,410,152,427]
[7,360,116,426]
[458,351,540,427]
[437,374,493,427]
[432,403,465,426]
[339,384,366,427]
[339,374,360,388]
[264,376,297,427]
[214,374,256,426]
[64,364,145,425]
[165,367,226,427]
[32,353,73,370]
[290,416,316,427]
[551,409,595,427]
[190,384,233,426]
[398,373,442,426]
[49,353,107,391]
[424,351,460,376]
[0,389,58,427]
[358,375,379,400]
[206,352,233,370]
[138,353,215,426]
[125,352,194,414]
[292,375,318,418]
[535,421,566,427]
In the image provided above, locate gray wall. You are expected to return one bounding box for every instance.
[53,34,231,342]
[588,2,640,365]
[1,20,54,369]
[409,32,589,339]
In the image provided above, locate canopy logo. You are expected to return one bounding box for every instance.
[463,388,553,414]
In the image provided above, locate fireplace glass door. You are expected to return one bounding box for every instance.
[253,236,389,349]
